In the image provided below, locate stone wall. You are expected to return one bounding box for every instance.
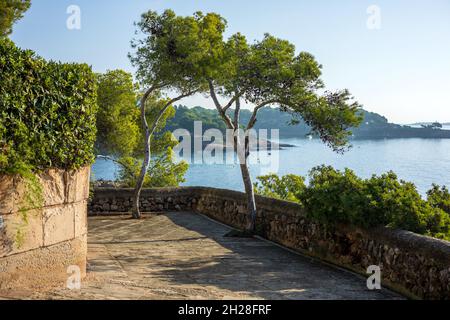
[89,187,450,300]
[0,167,90,291]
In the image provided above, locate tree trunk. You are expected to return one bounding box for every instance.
[131,89,194,219]
[240,161,257,233]
[236,134,257,233]
[131,133,151,219]
[131,88,155,219]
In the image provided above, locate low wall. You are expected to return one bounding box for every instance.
[89,187,450,300]
[0,167,90,291]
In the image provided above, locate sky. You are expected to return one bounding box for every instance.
[10,0,450,124]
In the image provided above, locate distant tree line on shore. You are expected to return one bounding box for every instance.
[165,106,450,139]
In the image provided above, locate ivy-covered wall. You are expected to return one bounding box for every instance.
[0,39,98,175]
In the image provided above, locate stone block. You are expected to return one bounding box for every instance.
[74,201,88,238]
[0,209,44,258]
[38,169,67,207]
[0,175,17,215]
[0,235,87,291]
[0,168,89,292]
[67,166,91,204]
[43,204,75,246]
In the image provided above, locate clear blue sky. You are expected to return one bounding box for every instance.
[11,0,450,124]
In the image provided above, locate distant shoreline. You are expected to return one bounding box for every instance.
[166,106,450,141]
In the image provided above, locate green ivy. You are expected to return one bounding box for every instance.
[13,163,45,248]
[0,39,98,175]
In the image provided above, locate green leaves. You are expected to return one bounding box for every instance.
[304,166,449,239]
[130,9,226,93]
[0,39,98,175]
[427,184,450,213]
[94,69,189,188]
[0,0,31,37]
[96,70,140,157]
[255,167,450,240]
[116,152,189,189]
[131,9,362,157]
[254,173,306,203]
[290,90,363,153]
[203,26,362,149]
[115,141,189,189]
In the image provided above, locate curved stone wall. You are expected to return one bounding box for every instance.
[89,187,450,300]
[0,167,90,291]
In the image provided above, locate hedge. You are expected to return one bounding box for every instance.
[0,39,98,175]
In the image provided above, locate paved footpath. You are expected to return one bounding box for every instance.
[3,212,403,300]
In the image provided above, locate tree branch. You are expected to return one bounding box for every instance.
[246,99,280,130]
[149,89,198,136]
[233,94,241,129]
[208,80,235,130]
[96,155,136,179]
[208,80,223,110]
[223,95,240,112]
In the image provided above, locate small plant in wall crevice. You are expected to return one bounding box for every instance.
[10,164,44,249]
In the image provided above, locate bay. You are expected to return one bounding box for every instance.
[92,138,450,196]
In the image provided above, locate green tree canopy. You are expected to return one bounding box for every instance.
[254,174,306,203]
[0,0,31,37]
[96,70,141,157]
[130,9,226,95]
[128,9,228,218]
[128,9,362,223]
[209,32,362,151]
[95,70,188,189]
[199,26,362,232]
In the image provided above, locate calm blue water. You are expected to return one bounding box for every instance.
[92,138,450,196]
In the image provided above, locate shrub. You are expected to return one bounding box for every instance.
[425,185,450,240]
[362,172,428,233]
[116,149,189,188]
[255,167,450,240]
[301,166,366,226]
[0,39,98,175]
[427,184,450,214]
[254,173,306,203]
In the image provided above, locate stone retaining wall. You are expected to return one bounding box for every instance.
[0,167,90,291]
[89,187,450,300]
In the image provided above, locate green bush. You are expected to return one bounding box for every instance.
[255,167,450,240]
[254,173,306,203]
[0,39,98,175]
[427,184,450,214]
[362,172,424,231]
[301,166,367,226]
[425,185,450,239]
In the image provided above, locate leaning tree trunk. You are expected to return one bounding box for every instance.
[236,134,258,233]
[132,134,151,219]
[131,89,194,219]
[132,92,153,219]
[240,161,257,233]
